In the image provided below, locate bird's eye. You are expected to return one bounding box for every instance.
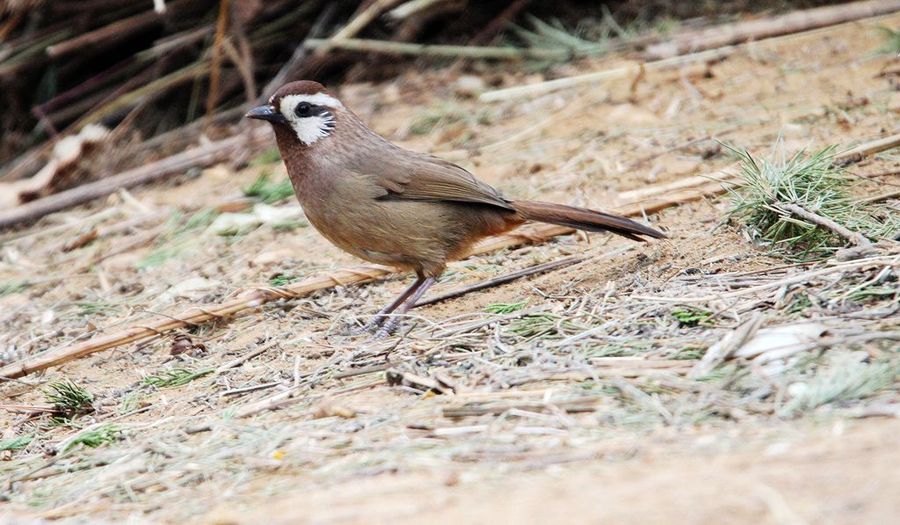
[295,102,312,117]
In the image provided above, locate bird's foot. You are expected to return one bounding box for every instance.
[346,316,402,339]
[373,317,403,339]
[347,319,381,336]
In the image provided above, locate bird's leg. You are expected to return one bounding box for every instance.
[374,276,436,338]
[351,275,426,335]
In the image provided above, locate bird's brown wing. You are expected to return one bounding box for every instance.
[369,150,515,211]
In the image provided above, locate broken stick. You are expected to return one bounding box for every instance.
[644,0,900,59]
[0,128,270,229]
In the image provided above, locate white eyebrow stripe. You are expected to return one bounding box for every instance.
[280,93,343,110]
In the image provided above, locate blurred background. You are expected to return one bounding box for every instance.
[0,0,849,185]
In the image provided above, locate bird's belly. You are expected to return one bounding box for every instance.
[299,198,513,275]
[301,199,446,267]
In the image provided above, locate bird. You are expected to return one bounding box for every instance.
[246,80,665,336]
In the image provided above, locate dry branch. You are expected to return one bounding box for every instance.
[442,398,599,418]
[834,132,900,166]
[0,128,270,229]
[480,46,736,102]
[644,0,900,59]
[468,0,533,46]
[615,169,737,204]
[330,0,404,44]
[779,202,873,247]
[415,256,583,307]
[260,2,339,100]
[857,189,900,204]
[46,3,171,58]
[305,38,573,60]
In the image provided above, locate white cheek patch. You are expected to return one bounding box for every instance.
[279,93,342,146]
[286,113,336,146]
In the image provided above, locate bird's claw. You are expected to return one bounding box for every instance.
[373,317,402,339]
[345,315,402,339]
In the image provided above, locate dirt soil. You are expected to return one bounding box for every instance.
[1,13,899,525]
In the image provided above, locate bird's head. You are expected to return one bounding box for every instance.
[246,81,343,147]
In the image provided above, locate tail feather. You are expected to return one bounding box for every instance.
[512,200,665,242]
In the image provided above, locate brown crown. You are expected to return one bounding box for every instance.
[270,80,329,103]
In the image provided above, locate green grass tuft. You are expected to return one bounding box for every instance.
[847,285,898,303]
[672,347,706,360]
[271,219,308,232]
[269,273,301,287]
[511,15,610,57]
[727,144,898,259]
[484,301,528,314]
[138,209,219,269]
[250,147,281,166]
[0,280,28,297]
[118,391,144,414]
[43,379,94,418]
[243,172,294,203]
[779,357,897,417]
[142,367,214,388]
[582,344,643,358]
[786,293,813,314]
[73,301,118,317]
[62,424,123,452]
[0,435,33,452]
[507,313,582,339]
[671,307,713,327]
[875,26,900,55]
[409,104,467,136]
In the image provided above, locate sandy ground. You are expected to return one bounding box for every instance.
[220,418,900,525]
[1,11,898,525]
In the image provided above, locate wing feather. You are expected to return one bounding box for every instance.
[365,149,514,211]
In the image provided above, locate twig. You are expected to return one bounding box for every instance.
[691,313,764,377]
[0,128,269,229]
[644,0,900,59]
[260,1,338,100]
[856,189,900,204]
[833,132,900,166]
[480,46,736,102]
[185,376,382,434]
[206,0,230,119]
[388,0,454,20]
[443,398,599,418]
[219,381,282,397]
[616,167,738,203]
[75,61,210,127]
[386,368,454,394]
[304,38,574,60]
[328,0,404,45]
[45,2,176,58]
[779,202,873,247]
[468,0,532,45]
[415,256,583,307]
[212,338,281,375]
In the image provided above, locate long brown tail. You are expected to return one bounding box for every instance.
[512,200,665,242]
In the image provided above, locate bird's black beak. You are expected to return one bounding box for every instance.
[245,104,287,124]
